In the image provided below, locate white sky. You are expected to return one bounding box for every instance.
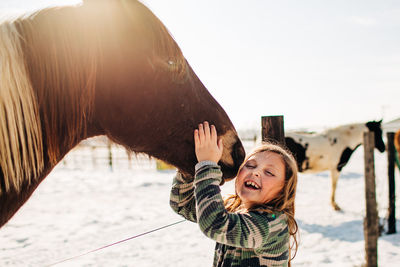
[2,0,400,130]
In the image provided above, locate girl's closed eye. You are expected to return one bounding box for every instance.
[245,164,256,169]
[244,159,257,169]
[264,170,275,176]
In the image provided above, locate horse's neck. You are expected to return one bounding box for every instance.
[0,11,106,227]
[0,135,87,228]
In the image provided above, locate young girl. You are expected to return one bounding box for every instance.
[170,122,298,267]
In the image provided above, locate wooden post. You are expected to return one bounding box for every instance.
[363,132,378,267]
[126,150,133,170]
[107,139,113,171]
[387,132,396,234]
[261,116,285,145]
[91,146,97,168]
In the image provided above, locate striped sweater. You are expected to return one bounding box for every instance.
[170,162,289,267]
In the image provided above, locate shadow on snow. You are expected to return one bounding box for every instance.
[298,219,400,245]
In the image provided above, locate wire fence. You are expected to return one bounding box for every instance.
[58,136,258,171]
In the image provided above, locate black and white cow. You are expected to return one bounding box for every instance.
[285,120,385,211]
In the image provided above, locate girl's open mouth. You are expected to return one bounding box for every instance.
[244,181,260,190]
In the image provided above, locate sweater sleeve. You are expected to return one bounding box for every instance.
[169,172,197,222]
[194,163,288,250]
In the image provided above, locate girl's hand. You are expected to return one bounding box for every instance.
[194,121,223,164]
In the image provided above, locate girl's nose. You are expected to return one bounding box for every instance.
[254,170,260,177]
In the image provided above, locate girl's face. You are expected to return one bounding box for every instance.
[236,151,285,209]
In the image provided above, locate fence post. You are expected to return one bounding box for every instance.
[363,132,378,267]
[91,146,97,168]
[386,132,396,234]
[261,116,285,145]
[107,139,113,171]
[127,150,133,170]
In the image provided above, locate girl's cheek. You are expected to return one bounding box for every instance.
[237,169,246,180]
[235,176,241,189]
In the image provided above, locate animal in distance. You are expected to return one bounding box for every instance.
[285,120,385,210]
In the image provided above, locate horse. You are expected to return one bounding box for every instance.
[285,120,385,211]
[0,0,246,228]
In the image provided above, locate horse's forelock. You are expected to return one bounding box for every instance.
[120,0,187,80]
[84,0,187,78]
[0,21,44,194]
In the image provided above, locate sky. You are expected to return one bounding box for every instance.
[1,0,399,130]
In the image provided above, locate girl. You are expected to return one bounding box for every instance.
[170,122,298,267]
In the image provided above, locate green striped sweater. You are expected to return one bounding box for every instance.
[170,162,289,267]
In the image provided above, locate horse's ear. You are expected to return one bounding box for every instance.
[366,121,374,130]
[366,120,383,132]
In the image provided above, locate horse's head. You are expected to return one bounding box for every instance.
[13,0,244,181]
[366,120,386,153]
[0,0,245,228]
[80,0,245,179]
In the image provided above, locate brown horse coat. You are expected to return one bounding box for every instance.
[0,0,245,227]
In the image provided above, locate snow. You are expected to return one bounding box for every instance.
[1,142,399,267]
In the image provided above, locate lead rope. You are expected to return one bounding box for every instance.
[46,219,186,267]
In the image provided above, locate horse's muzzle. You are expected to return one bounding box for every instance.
[220,139,245,183]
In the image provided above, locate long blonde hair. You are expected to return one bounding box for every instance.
[224,142,299,265]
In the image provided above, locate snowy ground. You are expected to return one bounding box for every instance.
[1,143,400,267]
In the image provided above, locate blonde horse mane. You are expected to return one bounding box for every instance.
[0,21,43,194]
[17,5,99,166]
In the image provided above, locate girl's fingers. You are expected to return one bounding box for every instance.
[198,123,204,144]
[194,122,223,163]
[204,121,211,140]
[194,129,200,146]
[196,121,220,146]
[211,125,217,143]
